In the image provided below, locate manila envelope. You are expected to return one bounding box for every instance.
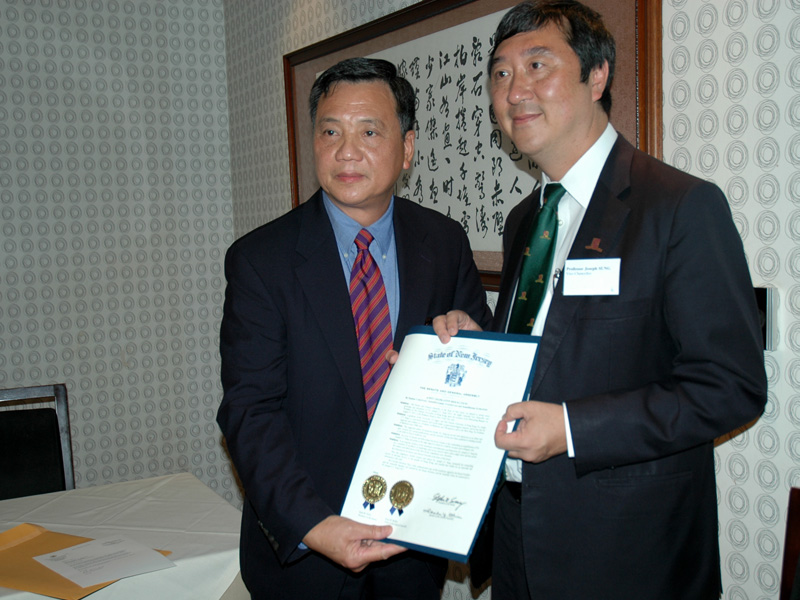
[0,523,169,600]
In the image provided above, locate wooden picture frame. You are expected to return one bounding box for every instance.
[283,0,662,289]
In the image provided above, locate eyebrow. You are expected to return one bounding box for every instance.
[316,116,387,128]
[490,45,553,70]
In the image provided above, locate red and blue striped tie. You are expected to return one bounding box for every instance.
[349,229,393,420]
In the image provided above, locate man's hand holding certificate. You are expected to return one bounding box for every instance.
[340,326,539,562]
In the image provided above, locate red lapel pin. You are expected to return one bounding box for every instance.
[585,238,603,253]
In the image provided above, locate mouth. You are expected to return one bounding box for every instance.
[335,172,365,183]
[511,112,540,126]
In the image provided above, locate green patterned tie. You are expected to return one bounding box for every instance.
[508,183,566,334]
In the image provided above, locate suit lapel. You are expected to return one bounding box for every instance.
[394,198,435,345]
[294,192,368,426]
[529,137,634,397]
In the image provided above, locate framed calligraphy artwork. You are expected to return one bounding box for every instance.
[284,0,662,288]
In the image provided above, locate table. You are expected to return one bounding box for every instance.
[0,473,248,600]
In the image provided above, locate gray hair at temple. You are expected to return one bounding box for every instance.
[309,57,416,133]
[489,0,616,114]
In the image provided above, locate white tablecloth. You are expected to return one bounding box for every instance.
[0,473,245,600]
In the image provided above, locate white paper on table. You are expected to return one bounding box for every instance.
[341,326,539,562]
[33,536,175,588]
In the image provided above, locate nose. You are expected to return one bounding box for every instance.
[335,133,362,161]
[506,73,533,105]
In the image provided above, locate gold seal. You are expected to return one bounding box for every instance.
[390,480,414,511]
[362,475,387,506]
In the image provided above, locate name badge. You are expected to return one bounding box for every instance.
[563,259,620,296]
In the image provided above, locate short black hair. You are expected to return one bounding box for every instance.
[309,57,416,133]
[489,0,615,114]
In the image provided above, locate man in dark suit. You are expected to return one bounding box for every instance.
[433,2,768,597]
[217,58,491,599]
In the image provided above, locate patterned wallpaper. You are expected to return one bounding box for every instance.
[0,0,236,498]
[663,1,800,598]
[2,0,797,597]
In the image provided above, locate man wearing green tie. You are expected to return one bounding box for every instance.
[433,1,767,597]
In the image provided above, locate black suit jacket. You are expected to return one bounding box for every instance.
[217,191,492,598]
[491,136,767,599]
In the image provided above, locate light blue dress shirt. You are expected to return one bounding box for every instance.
[322,192,400,337]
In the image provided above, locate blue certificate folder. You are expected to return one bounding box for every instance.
[340,325,540,563]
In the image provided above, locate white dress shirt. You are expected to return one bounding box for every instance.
[505,123,618,482]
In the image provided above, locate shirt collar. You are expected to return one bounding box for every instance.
[322,191,395,257]
[542,123,618,209]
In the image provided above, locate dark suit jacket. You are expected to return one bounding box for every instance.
[491,136,767,599]
[217,191,492,598]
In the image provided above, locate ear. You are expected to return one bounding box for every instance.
[589,60,610,103]
[402,130,415,170]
